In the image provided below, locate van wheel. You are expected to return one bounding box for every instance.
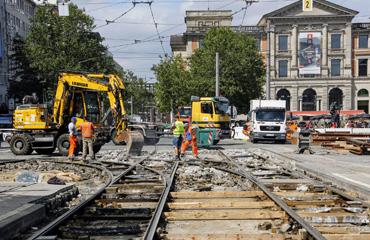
[10,134,33,155]
[57,134,70,156]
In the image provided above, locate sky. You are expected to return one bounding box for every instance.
[70,0,370,82]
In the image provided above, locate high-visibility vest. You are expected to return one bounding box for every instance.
[173,120,184,136]
[81,122,94,138]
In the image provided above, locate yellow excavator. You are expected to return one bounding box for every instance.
[10,71,144,156]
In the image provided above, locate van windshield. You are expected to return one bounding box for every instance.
[256,110,285,122]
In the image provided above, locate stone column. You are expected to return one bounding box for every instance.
[291,24,298,77]
[291,87,298,111]
[344,23,352,77]
[322,24,328,76]
[270,25,276,78]
[292,24,298,67]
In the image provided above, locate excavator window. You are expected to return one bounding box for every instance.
[85,92,100,123]
[72,93,85,119]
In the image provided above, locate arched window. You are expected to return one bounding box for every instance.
[358,89,369,97]
[276,89,291,110]
[302,88,317,111]
[329,88,343,109]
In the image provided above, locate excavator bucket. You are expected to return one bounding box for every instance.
[115,130,144,156]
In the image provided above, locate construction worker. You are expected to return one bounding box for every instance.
[171,115,184,159]
[80,120,95,162]
[68,117,78,160]
[181,123,199,159]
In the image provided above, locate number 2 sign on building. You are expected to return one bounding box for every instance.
[303,0,313,12]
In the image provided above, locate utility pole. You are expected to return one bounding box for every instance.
[215,52,220,97]
[130,96,134,117]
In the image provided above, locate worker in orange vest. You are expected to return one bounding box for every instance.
[181,123,199,159]
[80,120,95,162]
[68,117,78,160]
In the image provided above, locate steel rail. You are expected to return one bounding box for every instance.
[256,149,370,208]
[27,157,147,240]
[143,161,179,240]
[218,150,326,240]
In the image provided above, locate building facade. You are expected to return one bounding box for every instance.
[258,0,370,113]
[171,0,370,113]
[0,0,36,105]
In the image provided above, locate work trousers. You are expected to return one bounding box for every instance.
[82,138,95,160]
[68,135,77,159]
[181,138,198,157]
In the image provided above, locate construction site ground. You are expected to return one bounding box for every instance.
[0,136,369,239]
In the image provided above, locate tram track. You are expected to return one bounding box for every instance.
[14,148,369,240]
[27,155,174,240]
[220,150,370,240]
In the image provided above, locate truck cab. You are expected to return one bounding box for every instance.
[191,96,231,139]
[249,100,286,143]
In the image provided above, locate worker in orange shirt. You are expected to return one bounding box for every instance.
[181,123,199,159]
[68,117,78,161]
[80,119,95,162]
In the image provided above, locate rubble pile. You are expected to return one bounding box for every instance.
[175,165,251,191]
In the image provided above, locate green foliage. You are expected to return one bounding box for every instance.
[153,28,265,114]
[190,28,265,113]
[152,56,192,113]
[123,71,153,115]
[8,35,42,100]
[25,4,117,92]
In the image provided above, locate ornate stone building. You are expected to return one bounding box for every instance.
[258,0,369,113]
[170,0,370,113]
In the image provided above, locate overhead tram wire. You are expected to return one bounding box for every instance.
[148,1,167,56]
[94,1,137,30]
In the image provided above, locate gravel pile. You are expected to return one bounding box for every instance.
[175,165,251,192]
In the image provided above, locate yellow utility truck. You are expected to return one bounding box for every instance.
[190,96,231,144]
[9,71,144,156]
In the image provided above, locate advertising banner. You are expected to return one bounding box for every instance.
[299,32,321,75]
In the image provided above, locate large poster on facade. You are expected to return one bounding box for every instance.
[299,32,321,75]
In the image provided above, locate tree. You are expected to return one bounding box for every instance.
[123,71,153,115]
[152,56,192,113]
[190,28,265,113]
[25,4,117,93]
[8,35,42,101]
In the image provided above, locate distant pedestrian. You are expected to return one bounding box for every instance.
[172,115,184,160]
[68,117,78,160]
[80,119,95,162]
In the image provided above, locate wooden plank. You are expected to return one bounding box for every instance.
[286,199,337,206]
[165,220,275,235]
[324,234,370,240]
[164,209,285,220]
[161,233,289,240]
[172,198,264,203]
[317,226,370,234]
[167,201,275,209]
[95,201,157,209]
[259,179,313,184]
[170,191,265,199]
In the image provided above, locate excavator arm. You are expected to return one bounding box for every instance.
[52,72,143,155]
